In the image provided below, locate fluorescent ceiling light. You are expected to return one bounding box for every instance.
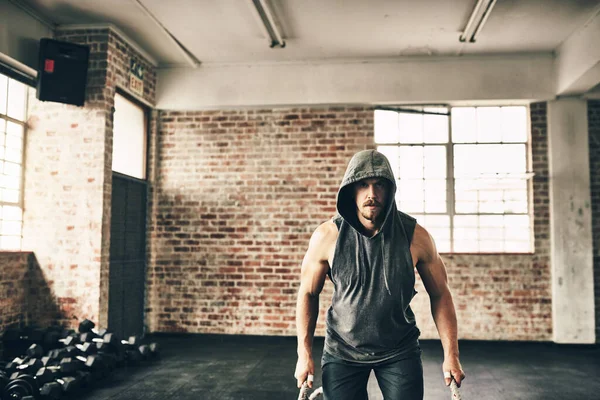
[459,0,497,43]
[250,0,286,48]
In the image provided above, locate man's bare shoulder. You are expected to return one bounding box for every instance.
[313,219,339,240]
[412,223,429,243]
[411,223,437,263]
[306,220,338,261]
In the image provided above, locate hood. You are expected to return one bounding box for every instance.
[336,150,397,237]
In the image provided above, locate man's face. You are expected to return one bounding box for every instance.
[353,178,389,223]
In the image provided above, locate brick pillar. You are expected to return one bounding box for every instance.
[23,27,156,329]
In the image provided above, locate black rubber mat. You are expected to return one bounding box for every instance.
[77,334,600,400]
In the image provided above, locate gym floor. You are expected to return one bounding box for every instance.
[77,334,600,400]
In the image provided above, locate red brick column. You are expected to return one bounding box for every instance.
[22,28,156,329]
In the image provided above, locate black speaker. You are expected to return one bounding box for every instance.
[36,38,90,107]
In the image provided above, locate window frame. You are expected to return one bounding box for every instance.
[375,104,534,254]
[0,67,31,250]
[112,87,149,181]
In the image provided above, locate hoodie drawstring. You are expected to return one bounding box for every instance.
[381,231,391,295]
[355,231,363,287]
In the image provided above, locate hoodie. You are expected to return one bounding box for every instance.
[324,150,420,363]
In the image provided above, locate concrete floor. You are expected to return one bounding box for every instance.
[78,334,600,400]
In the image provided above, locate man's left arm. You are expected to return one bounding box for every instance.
[412,224,465,387]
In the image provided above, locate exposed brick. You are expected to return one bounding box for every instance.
[145,103,553,340]
[0,252,62,343]
[20,27,156,329]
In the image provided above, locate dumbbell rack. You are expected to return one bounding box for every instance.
[0,319,160,400]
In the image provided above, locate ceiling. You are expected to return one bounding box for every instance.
[16,0,600,67]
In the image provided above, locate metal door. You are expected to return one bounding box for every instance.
[108,172,147,339]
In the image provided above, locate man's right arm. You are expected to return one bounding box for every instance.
[295,221,336,388]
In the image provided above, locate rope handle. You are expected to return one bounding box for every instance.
[450,378,462,400]
[298,382,323,400]
[299,378,459,399]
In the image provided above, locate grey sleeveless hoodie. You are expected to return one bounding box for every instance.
[325,150,420,363]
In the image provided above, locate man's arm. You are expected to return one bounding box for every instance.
[413,223,465,387]
[295,221,336,388]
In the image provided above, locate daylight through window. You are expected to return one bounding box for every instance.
[375,106,532,253]
[0,73,27,250]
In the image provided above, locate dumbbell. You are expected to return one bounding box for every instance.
[138,343,160,360]
[60,354,107,380]
[93,332,123,361]
[35,366,60,386]
[39,381,62,399]
[79,331,100,343]
[79,319,108,339]
[57,334,78,347]
[2,373,39,400]
[95,343,124,370]
[40,326,72,351]
[26,344,44,359]
[36,366,84,393]
[75,341,98,356]
[119,336,145,364]
[8,358,44,377]
[40,376,80,399]
[43,348,69,367]
[78,319,95,333]
[5,357,28,374]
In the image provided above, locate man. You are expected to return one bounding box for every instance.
[295,150,465,399]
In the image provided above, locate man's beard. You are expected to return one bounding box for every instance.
[360,200,384,222]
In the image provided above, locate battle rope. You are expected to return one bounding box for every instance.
[297,382,323,400]
[450,378,462,400]
[298,378,462,399]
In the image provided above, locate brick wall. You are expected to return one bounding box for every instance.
[22,27,156,329]
[147,103,552,340]
[589,100,600,343]
[0,253,30,332]
[146,107,372,334]
[0,253,61,334]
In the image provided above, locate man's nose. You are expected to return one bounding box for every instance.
[366,185,377,198]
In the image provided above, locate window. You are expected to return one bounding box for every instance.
[112,92,147,179]
[0,73,27,250]
[375,106,532,253]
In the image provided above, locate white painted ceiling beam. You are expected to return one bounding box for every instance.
[555,6,600,96]
[156,55,554,110]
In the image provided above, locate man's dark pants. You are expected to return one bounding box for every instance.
[321,349,424,400]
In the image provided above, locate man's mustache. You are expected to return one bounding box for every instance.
[363,200,382,207]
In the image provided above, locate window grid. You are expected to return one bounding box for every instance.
[0,73,27,250]
[446,113,455,252]
[375,106,532,253]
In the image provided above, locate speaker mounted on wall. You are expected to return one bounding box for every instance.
[36,38,91,107]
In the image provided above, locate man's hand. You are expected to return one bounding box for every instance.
[295,353,315,388]
[442,356,465,387]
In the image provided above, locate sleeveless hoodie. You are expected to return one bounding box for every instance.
[325,150,420,363]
